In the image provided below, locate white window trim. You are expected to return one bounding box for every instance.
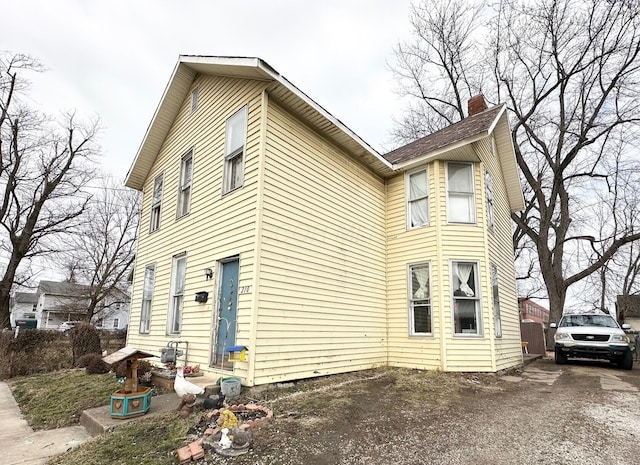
[446,162,476,224]
[191,87,199,113]
[408,261,433,336]
[168,253,187,335]
[451,259,482,337]
[491,263,502,338]
[149,173,163,233]
[177,150,193,218]
[485,169,494,231]
[140,263,155,334]
[406,167,429,229]
[222,105,248,195]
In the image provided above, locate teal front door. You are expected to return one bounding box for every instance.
[213,259,239,369]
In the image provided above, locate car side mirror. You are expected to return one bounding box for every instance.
[549,323,557,329]
[622,323,631,330]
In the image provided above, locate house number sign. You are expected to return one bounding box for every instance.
[238,286,251,295]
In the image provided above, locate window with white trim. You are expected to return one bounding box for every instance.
[112,318,119,329]
[168,254,186,334]
[191,88,199,113]
[150,174,163,233]
[140,263,155,334]
[491,263,502,337]
[409,263,432,334]
[177,151,193,217]
[407,169,429,228]
[452,261,481,335]
[447,162,475,223]
[485,170,494,230]
[223,106,247,193]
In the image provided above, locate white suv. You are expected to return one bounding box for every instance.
[550,313,633,369]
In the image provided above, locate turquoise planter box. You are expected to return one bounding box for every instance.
[110,387,153,418]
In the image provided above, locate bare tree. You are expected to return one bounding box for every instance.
[0,53,98,328]
[58,178,139,324]
[391,0,640,331]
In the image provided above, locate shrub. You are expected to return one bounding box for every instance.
[85,356,110,374]
[77,353,102,368]
[0,329,73,379]
[71,323,102,365]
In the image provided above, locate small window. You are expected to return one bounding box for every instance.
[407,169,429,228]
[168,254,186,334]
[150,174,163,232]
[95,319,103,328]
[409,263,432,334]
[452,261,481,335]
[491,263,501,337]
[177,151,193,217]
[140,264,155,334]
[191,88,199,113]
[112,318,119,329]
[447,163,475,223]
[223,106,247,194]
[485,170,494,230]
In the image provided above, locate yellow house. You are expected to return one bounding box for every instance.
[125,56,525,386]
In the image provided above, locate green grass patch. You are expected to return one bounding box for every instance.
[48,413,191,465]
[9,369,119,430]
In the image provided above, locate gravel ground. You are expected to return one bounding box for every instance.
[197,358,640,465]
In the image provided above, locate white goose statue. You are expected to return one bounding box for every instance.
[174,366,205,397]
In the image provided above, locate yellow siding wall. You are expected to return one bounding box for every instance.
[127,75,268,378]
[476,138,523,370]
[252,99,388,385]
[387,152,522,372]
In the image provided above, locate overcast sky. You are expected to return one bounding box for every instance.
[4,0,414,182]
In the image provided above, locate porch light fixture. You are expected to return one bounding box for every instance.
[204,268,213,280]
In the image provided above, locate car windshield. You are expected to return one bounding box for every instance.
[559,315,618,328]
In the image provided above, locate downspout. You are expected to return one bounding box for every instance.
[246,89,269,386]
[434,161,447,371]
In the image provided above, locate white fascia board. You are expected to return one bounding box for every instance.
[392,133,486,171]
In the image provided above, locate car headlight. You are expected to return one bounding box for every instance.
[554,333,571,341]
[611,334,630,343]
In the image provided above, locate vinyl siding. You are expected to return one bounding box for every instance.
[476,137,523,370]
[127,75,268,377]
[252,99,387,385]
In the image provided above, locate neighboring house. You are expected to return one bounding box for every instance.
[9,280,130,331]
[9,292,39,328]
[616,294,640,330]
[518,298,550,327]
[124,55,525,386]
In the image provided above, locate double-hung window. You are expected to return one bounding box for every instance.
[485,170,494,230]
[407,169,429,228]
[223,106,247,193]
[191,88,199,113]
[168,254,186,334]
[113,318,119,329]
[177,151,193,217]
[452,261,481,335]
[491,263,502,337]
[447,162,475,223]
[140,264,155,334]
[150,174,163,233]
[409,263,432,334]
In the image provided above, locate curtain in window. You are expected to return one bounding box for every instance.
[227,110,246,155]
[449,164,472,192]
[455,262,474,296]
[175,260,186,295]
[413,266,429,299]
[409,171,428,226]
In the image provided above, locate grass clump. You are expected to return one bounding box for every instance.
[48,413,191,465]
[9,369,119,429]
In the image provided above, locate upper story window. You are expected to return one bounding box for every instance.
[150,174,163,233]
[191,88,199,113]
[407,168,429,229]
[452,260,481,336]
[409,262,432,334]
[223,106,247,194]
[177,150,193,218]
[447,162,476,224]
[491,263,501,337]
[485,170,494,230]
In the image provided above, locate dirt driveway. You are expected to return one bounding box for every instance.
[217,358,640,465]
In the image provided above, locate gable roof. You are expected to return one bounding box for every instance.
[14,292,38,304]
[38,280,91,296]
[125,55,395,189]
[384,105,525,212]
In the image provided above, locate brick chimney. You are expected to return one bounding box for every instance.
[468,94,488,116]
